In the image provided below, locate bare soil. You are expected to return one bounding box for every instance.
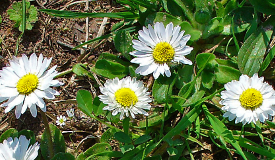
[0,0,118,155]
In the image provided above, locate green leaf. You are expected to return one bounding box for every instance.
[119,147,141,160]
[72,63,90,76]
[152,74,176,103]
[201,71,215,89]
[41,124,66,160]
[260,46,275,74]
[167,147,178,156]
[92,53,130,79]
[139,106,201,159]
[249,0,275,15]
[202,105,247,160]
[222,7,254,35]
[202,17,223,39]
[134,135,152,145]
[176,65,193,89]
[179,21,202,41]
[120,144,135,154]
[239,137,275,158]
[196,53,216,69]
[238,28,273,76]
[76,143,112,160]
[114,30,133,60]
[215,1,225,17]
[183,90,205,107]
[7,1,37,32]
[111,21,125,32]
[215,65,241,84]
[163,105,201,141]
[172,0,196,27]
[40,9,137,19]
[145,12,182,26]
[28,5,38,22]
[0,128,18,142]
[138,110,169,128]
[93,59,129,79]
[100,128,118,143]
[162,0,184,17]
[143,155,162,160]
[243,151,258,160]
[76,90,94,116]
[51,153,75,160]
[114,132,132,143]
[92,97,105,116]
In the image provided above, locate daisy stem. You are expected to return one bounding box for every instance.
[54,69,73,78]
[89,114,118,130]
[160,103,167,138]
[41,111,54,159]
[145,117,148,135]
[123,117,130,135]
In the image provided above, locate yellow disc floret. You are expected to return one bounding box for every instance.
[153,42,175,63]
[16,73,39,95]
[59,119,64,123]
[239,88,263,110]
[115,88,138,108]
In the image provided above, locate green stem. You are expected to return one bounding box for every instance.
[123,117,130,135]
[22,0,26,32]
[40,111,54,159]
[15,33,23,56]
[160,103,167,138]
[54,69,73,78]
[185,139,194,160]
[145,116,148,135]
[89,113,118,130]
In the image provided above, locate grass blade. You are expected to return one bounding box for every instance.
[239,137,275,158]
[203,105,247,160]
[40,9,138,19]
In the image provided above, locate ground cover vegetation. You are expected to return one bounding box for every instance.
[0,0,275,159]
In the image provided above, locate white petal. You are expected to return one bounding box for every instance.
[148,24,160,43]
[29,53,38,73]
[165,22,174,42]
[135,63,158,76]
[5,94,25,113]
[15,103,23,119]
[131,56,154,66]
[22,54,31,73]
[29,104,38,117]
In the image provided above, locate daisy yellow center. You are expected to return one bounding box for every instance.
[239,88,263,110]
[115,88,138,108]
[59,119,64,123]
[153,42,175,63]
[16,73,39,95]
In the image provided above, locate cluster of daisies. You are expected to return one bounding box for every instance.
[0,22,275,159]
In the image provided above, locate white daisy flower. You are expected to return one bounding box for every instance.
[56,115,66,126]
[220,73,275,124]
[0,53,63,119]
[0,135,40,160]
[66,108,74,118]
[130,22,193,79]
[99,76,152,120]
